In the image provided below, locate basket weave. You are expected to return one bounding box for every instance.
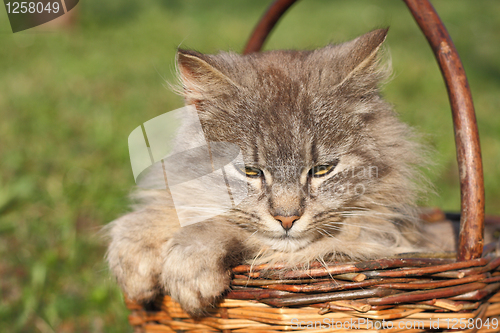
[128,295,500,332]
[126,233,500,332]
[123,0,497,332]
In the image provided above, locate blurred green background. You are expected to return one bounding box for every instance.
[0,0,499,331]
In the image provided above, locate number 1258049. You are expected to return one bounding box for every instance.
[5,2,60,14]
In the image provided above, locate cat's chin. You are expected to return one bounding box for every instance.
[262,235,314,252]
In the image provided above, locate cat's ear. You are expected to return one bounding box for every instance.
[176,49,237,104]
[316,28,388,86]
[343,28,387,76]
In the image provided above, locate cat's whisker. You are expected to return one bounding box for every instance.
[316,229,327,237]
[337,210,390,217]
[315,226,338,240]
[341,211,397,218]
[249,247,266,275]
[317,256,336,280]
[324,221,407,235]
[321,225,342,232]
[247,230,259,240]
[341,207,371,212]
[320,228,337,239]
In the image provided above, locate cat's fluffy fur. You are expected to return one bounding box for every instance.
[106,29,432,316]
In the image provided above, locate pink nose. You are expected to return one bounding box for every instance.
[274,215,300,231]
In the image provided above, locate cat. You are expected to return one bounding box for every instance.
[106,28,432,316]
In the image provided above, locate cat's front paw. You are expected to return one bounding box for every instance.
[162,240,232,316]
[107,235,163,303]
[106,213,171,303]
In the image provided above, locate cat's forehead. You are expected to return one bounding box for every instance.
[200,99,353,170]
[211,48,357,93]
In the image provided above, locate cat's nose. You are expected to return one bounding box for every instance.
[274,215,300,231]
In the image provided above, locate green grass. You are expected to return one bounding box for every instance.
[0,0,499,331]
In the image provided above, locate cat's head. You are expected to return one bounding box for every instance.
[174,29,426,253]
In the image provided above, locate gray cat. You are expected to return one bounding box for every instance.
[106,29,431,316]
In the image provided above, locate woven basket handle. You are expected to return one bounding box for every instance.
[243,0,485,261]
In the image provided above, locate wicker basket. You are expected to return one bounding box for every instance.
[124,0,500,332]
[126,219,500,332]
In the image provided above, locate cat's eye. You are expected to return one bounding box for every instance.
[239,166,263,178]
[309,163,336,178]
